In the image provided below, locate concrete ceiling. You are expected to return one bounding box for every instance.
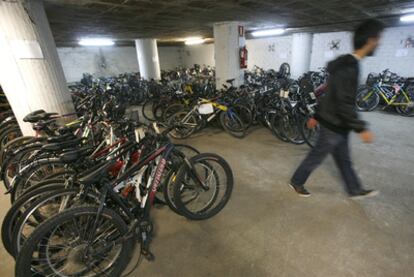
[43,0,414,46]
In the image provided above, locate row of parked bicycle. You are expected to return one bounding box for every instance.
[0,84,234,276]
[141,64,324,147]
[356,69,414,116]
[65,64,324,148]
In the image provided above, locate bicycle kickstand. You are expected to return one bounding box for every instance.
[139,221,155,261]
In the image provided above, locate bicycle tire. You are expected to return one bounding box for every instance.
[300,115,320,148]
[168,111,199,139]
[15,206,134,277]
[142,99,156,121]
[280,113,305,145]
[11,187,99,256]
[270,113,289,142]
[1,183,65,255]
[0,136,35,166]
[356,87,379,111]
[1,143,44,190]
[219,110,247,138]
[173,153,233,220]
[10,160,67,203]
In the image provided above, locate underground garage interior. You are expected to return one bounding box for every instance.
[0,0,414,276]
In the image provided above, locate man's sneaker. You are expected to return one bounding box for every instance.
[349,189,379,199]
[289,183,311,197]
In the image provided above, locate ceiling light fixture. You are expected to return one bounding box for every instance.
[402,7,414,14]
[251,28,285,37]
[400,14,414,22]
[184,37,205,45]
[78,38,115,46]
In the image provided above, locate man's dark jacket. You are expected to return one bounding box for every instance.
[315,54,366,134]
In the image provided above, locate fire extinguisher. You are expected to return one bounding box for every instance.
[239,46,248,69]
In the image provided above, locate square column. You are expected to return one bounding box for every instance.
[214,22,245,89]
[0,0,75,135]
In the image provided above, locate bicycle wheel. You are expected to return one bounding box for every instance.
[395,89,414,117]
[142,99,156,121]
[300,115,320,148]
[219,109,246,138]
[280,113,305,145]
[1,182,65,256]
[0,125,22,152]
[15,206,134,277]
[270,113,290,143]
[161,145,200,215]
[173,153,233,220]
[11,160,67,202]
[11,188,99,256]
[0,136,35,167]
[168,111,199,139]
[162,103,185,123]
[356,86,379,111]
[1,143,43,190]
[233,104,253,129]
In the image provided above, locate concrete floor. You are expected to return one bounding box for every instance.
[1,111,413,277]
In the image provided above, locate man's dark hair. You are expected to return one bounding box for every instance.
[353,19,385,50]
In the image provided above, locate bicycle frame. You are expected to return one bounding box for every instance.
[369,84,412,106]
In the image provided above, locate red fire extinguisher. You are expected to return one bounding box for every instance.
[239,46,248,69]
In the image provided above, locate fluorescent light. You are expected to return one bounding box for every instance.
[251,28,285,37]
[400,14,414,22]
[184,37,205,45]
[402,8,414,14]
[78,38,115,46]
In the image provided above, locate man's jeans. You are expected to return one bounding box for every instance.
[291,126,362,194]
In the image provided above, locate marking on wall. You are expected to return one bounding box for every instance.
[328,39,341,50]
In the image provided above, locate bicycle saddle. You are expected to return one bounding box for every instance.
[23,111,58,123]
[41,138,82,152]
[59,147,93,163]
[78,160,116,185]
[47,133,76,144]
[226,78,235,84]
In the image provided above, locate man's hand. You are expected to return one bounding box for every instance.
[359,130,374,143]
[307,118,318,129]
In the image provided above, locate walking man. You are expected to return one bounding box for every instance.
[290,19,384,198]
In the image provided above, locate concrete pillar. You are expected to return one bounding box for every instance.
[0,0,75,135]
[214,22,245,89]
[291,33,313,79]
[135,39,161,80]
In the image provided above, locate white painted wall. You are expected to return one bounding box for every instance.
[360,26,414,79]
[310,31,353,71]
[58,46,183,82]
[158,46,182,70]
[180,44,214,67]
[58,47,138,82]
[246,35,292,70]
[57,26,414,83]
